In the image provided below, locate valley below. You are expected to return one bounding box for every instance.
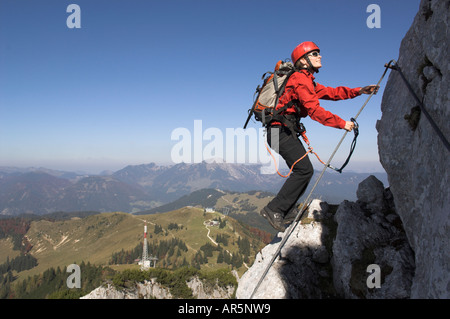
[0,162,387,299]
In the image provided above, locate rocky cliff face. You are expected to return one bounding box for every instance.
[331,177,415,299]
[236,179,415,299]
[376,0,449,298]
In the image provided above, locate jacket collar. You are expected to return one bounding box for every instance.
[298,68,315,80]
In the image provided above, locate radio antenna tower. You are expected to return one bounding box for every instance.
[139,222,157,270]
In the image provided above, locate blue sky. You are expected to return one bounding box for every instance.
[0,0,421,173]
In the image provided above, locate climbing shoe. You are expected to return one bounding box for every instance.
[260,206,285,232]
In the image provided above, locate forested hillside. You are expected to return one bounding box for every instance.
[0,206,269,298]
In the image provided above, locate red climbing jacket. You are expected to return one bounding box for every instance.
[273,69,361,129]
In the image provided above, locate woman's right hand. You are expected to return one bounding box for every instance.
[344,121,355,132]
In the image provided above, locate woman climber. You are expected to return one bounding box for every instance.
[260,41,379,232]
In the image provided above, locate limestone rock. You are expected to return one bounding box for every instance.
[356,175,390,213]
[236,199,334,299]
[376,0,449,298]
[80,280,172,299]
[237,177,415,299]
[332,176,415,299]
[187,277,235,299]
[81,276,234,299]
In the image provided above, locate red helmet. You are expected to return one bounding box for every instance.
[291,41,320,64]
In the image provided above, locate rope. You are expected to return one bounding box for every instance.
[248,61,393,299]
[264,131,328,178]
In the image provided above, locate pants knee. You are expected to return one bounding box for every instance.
[306,163,314,178]
[293,159,314,179]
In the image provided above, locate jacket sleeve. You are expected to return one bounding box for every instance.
[315,83,361,100]
[295,76,348,129]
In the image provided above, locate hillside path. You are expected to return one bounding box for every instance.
[204,225,218,246]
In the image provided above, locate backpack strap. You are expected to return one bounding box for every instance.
[269,69,304,139]
[272,69,297,113]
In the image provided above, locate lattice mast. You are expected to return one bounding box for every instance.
[142,223,149,261]
[139,221,157,270]
[139,222,151,270]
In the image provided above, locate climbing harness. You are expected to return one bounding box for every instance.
[249,60,393,299]
[385,60,450,152]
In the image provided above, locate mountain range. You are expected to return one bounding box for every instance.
[0,162,388,216]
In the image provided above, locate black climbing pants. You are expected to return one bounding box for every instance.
[266,125,314,215]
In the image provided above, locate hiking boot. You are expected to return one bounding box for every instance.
[283,204,309,224]
[283,206,299,224]
[260,206,285,232]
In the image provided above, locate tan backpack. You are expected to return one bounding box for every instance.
[244,60,297,129]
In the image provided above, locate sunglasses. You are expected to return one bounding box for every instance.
[308,51,320,57]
